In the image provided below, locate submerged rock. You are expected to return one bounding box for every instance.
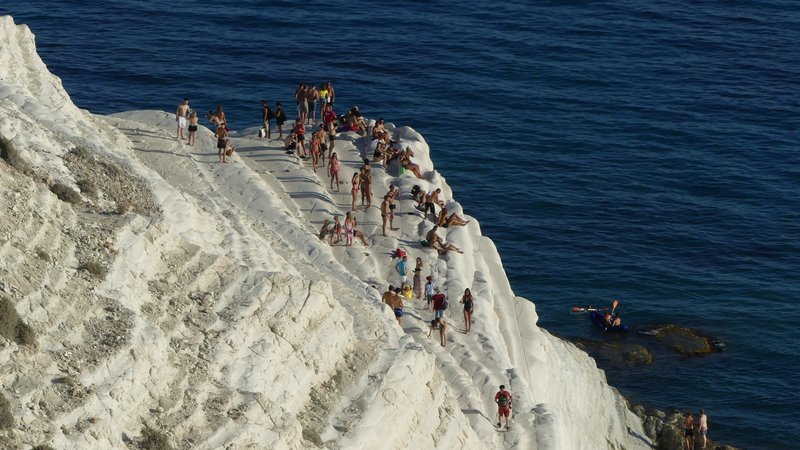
[640,324,724,356]
[572,339,654,366]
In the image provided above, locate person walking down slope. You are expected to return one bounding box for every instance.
[495,385,512,430]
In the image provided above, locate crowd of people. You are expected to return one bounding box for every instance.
[174,83,531,431]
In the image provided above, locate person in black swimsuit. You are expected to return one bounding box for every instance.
[461,288,474,334]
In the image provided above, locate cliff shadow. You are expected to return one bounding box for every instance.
[461,408,494,425]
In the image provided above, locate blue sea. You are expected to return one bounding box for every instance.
[3,1,798,448]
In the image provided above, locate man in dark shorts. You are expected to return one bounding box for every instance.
[215,124,228,163]
[495,385,512,430]
[684,412,695,450]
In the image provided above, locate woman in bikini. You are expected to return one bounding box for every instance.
[328,152,340,190]
[359,161,372,209]
[344,212,355,247]
[350,172,359,211]
[461,288,474,334]
[187,112,198,146]
[351,216,369,246]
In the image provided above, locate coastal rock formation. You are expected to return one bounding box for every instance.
[633,406,741,450]
[572,339,654,366]
[0,15,652,449]
[641,324,723,356]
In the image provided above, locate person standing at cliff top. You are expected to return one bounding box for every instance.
[307,84,319,124]
[176,98,190,140]
[322,103,337,157]
[187,112,198,146]
[395,255,408,289]
[698,409,708,450]
[215,123,228,164]
[325,81,335,107]
[359,159,373,209]
[274,102,287,139]
[295,83,308,122]
[684,412,695,450]
[261,100,273,139]
[495,385,512,430]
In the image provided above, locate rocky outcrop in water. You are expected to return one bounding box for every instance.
[632,405,740,450]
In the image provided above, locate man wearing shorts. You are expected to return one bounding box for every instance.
[698,409,708,450]
[684,412,695,450]
[215,124,228,163]
[392,287,404,325]
[176,98,190,140]
[495,385,512,430]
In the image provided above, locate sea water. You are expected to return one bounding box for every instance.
[2,1,798,448]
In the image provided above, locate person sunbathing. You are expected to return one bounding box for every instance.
[437,207,470,228]
[401,153,423,178]
[424,226,464,255]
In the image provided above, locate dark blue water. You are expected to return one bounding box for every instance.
[3,1,798,448]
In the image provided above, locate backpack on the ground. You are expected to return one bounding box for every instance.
[497,392,510,407]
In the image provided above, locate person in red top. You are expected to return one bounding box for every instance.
[495,385,512,430]
[322,103,337,157]
[293,120,306,158]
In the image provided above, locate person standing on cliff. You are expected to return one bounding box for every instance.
[215,124,228,164]
[275,102,287,139]
[261,100,274,139]
[395,255,408,289]
[698,409,708,450]
[684,412,695,450]
[359,160,373,209]
[432,287,447,323]
[424,276,436,310]
[495,385,512,430]
[176,98,190,140]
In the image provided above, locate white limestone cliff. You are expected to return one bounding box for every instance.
[0,15,650,450]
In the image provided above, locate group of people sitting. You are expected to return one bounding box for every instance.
[318,211,369,247]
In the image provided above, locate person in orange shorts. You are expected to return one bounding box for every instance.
[495,384,512,430]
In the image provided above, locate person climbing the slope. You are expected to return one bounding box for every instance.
[495,385,512,430]
[432,287,448,322]
[427,317,447,346]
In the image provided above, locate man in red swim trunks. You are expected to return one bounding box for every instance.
[495,384,512,430]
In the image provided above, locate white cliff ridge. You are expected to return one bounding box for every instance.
[0,15,651,450]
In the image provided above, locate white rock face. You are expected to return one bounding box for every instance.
[0,15,651,450]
